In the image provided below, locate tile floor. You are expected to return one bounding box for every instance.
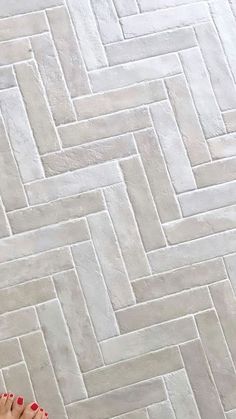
[0,0,236,418]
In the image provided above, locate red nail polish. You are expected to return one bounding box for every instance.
[17,397,24,406]
[4,394,7,397]
[10,394,14,398]
[45,414,48,417]
[40,408,43,412]
[31,403,39,411]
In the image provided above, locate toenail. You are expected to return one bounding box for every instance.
[4,394,7,397]
[40,408,43,412]
[45,414,48,417]
[31,403,39,411]
[10,394,14,397]
[17,397,24,405]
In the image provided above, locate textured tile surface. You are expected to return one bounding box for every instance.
[1,1,236,418]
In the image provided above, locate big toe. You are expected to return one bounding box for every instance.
[12,396,25,418]
[21,403,39,419]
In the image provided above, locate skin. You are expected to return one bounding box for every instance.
[0,394,48,419]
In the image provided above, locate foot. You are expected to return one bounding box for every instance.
[20,403,48,419]
[0,394,48,419]
[0,393,24,419]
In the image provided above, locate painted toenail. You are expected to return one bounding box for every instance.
[31,403,39,411]
[40,408,43,412]
[4,394,7,397]
[10,394,14,397]
[45,414,48,417]
[17,397,24,405]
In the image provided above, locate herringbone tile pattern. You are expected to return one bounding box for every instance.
[1,0,236,418]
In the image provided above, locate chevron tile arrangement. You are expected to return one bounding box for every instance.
[1,0,236,418]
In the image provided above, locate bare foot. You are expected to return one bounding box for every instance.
[0,393,24,419]
[20,402,48,419]
[0,394,48,419]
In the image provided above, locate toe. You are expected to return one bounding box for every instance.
[12,396,25,418]
[0,393,8,411]
[0,393,5,408]
[5,393,14,410]
[35,409,44,419]
[21,402,39,419]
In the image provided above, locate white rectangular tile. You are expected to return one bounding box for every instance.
[101,317,197,364]
[66,0,107,70]
[47,6,90,98]
[25,162,122,205]
[150,101,196,193]
[89,54,181,92]
[31,34,76,125]
[180,47,226,138]
[0,88,44,183]
[72,241,119,341]
[104,184,151,280]
[121,2,210,38]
